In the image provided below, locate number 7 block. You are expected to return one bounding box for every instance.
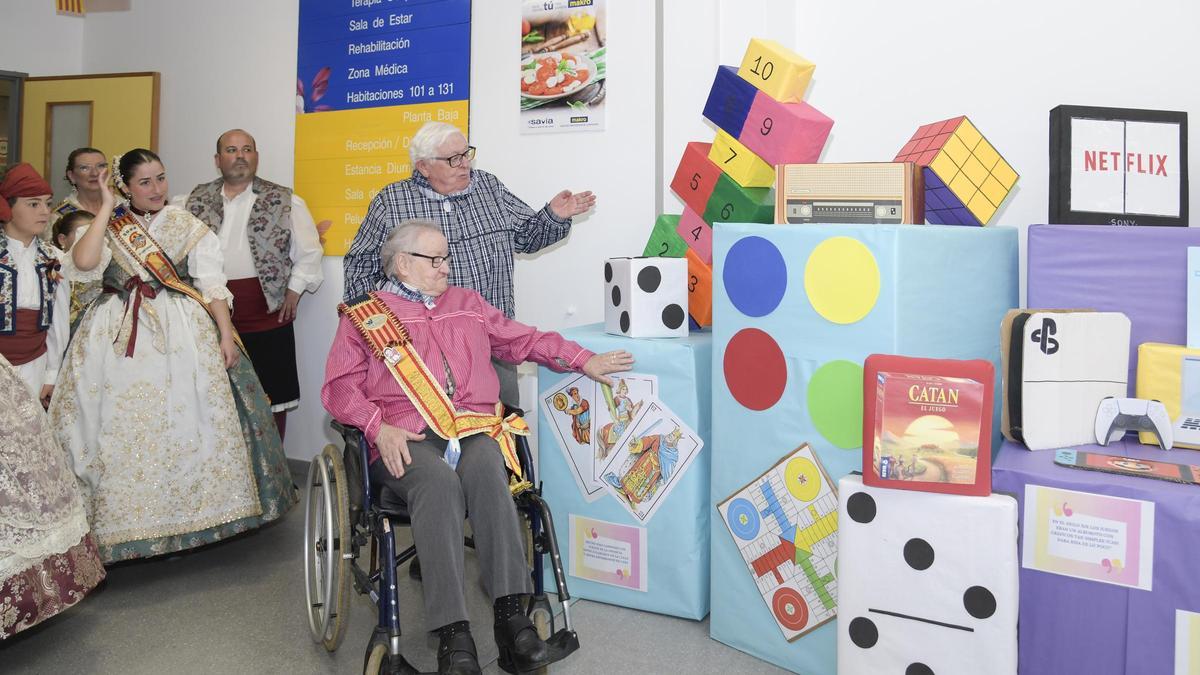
[738,38,815,104]
[670,142,723,215]
[709,129,775,188]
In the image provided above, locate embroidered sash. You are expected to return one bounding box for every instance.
[338,292,528,481]
[106,211,246,354]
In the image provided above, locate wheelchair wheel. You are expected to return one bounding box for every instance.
[363,643,388,675]
[303,444,352,651]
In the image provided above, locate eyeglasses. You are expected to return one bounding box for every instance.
[406,251,451,268]
[72,162,108,174]
[432,146,476,168]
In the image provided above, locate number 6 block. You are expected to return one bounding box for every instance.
[709,129,775,188]
[670,142,722,215]
[702,173,774,226]
[740,94,834,167]
[737,38,815,104]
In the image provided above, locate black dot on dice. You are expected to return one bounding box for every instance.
[619,311,630,334]
[906,663,934,675]
[963,585,996,619]
[846,492,876,524]
[637,266,662,293]
[604,262,613,283]
[848,617,878,649]
[662,304,684,329]
[611,285,621,307]
[904,538,934,571]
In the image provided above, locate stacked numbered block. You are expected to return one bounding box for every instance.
[603,257,688,338]
[537,325,713,619]
[710,130,775,188]
[643,214,688,258]
[670,142,774,226]
[894,116,1018,226]
[837,475,1018,675]
[703,65,834,167]
[710,223,1018,674]
[1027,224,1200,396]
[737,38,815,104]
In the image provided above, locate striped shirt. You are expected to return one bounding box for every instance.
[342,169,573,317]
[321,287,594,464]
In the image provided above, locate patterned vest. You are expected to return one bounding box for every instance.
[0,232,60,334]
[186,176,293,313]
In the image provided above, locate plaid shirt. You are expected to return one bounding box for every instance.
[342,169,572,317]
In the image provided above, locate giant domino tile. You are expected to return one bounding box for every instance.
[893,116,1019,227]
[709,223,1018,674]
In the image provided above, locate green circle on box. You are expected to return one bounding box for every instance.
[807,360,864,449]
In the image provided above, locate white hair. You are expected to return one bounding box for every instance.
[409,122,466,165]
[380,219,444,278]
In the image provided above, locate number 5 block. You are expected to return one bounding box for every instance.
[709,129,775,188]
[740,94,834,167]
[737,38,815,104]
[675,206,713,265]
[670,142,722,215]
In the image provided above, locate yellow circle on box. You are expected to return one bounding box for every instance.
[785,457,822,502]
[804,237,880,324]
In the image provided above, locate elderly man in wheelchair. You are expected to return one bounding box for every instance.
[316,219,633,674]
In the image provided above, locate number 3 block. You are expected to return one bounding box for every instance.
[740,94,834,167]
[686,248,713,327]
[709,130,775,188]
[737,38,815,104]
[670,142,722,215]
[675,206,713,265]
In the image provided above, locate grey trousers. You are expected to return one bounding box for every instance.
[492,357,519,409]
[369,433,532,630]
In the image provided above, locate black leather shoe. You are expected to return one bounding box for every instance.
[494,614,555,674]
[436,630,481,675]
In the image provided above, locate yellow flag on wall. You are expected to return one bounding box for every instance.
[56,0,86,16]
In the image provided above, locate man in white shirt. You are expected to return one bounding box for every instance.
[183,129,323,440]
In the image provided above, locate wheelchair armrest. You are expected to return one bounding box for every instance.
[330,419,365,445]
[502,404,526,418]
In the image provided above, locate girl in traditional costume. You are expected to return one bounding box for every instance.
[0,163,69,404]
[0,352,105,639]
[50,149,296,563]
[51,209,101,326]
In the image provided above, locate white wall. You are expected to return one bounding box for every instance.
[7,0,1198,459]
[0,3,85,76]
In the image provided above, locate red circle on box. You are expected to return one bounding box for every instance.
[724,328,787,410]
[772,587,809,631]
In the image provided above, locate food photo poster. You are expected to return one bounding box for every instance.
[520,0,607,134]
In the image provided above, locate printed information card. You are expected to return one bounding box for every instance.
[1022,484,1155,591]
[568,514,647,592]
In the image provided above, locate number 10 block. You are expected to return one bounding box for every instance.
[737,38,815,104]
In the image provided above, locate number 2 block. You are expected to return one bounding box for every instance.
[703,173,774,225]
[740,94,834,167]
[709,129,775,188]
[737,38,815,104]
[670,142,722,215]
[643,213,688,258]
[675,206,713,265]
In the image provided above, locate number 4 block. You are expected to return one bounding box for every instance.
[737,38,815,104]
[894,116,1019,226]
[675,206,712,265]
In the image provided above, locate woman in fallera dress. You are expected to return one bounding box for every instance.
[49,148,296,563]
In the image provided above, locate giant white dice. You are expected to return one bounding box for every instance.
[837,475,1019,675]
[603,257,688,338]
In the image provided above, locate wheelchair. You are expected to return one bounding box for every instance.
[303,411,580,674]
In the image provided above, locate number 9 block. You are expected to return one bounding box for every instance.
[737,38,815,104]
[740,94,834,167]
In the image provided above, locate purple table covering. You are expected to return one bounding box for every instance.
[992,439,1200,675]
[1027,224,1200,396]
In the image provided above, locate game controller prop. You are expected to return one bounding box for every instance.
[1094,397,1173,450]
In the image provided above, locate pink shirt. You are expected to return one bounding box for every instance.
[321,287,595,464]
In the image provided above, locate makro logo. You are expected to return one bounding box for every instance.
[570,116,589,123]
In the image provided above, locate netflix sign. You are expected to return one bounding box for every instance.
[1050,105,1189,226]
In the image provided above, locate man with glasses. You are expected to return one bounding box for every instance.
[342,121,596,406]
[325,220,630,674]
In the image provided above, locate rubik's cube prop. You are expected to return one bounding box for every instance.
[893,116,1019,227]
[644,38,835,328]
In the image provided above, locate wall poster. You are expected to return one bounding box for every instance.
[520,0,606,134]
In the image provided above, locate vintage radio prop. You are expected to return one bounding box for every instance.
[1049,105,1189,226]
[774,162,924,224]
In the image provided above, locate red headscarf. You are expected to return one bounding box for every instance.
[0,163,53,223]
